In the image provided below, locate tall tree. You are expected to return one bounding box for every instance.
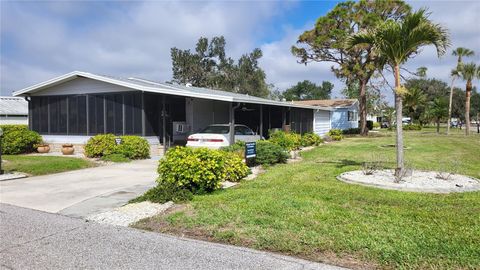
[447,47,475,134]
[283,80,333,101]
[292,0,411,136]
[427,97,449,133]
[348,8,449,178]
[416,66,428,78]
[458,63,480,135]
[171,36,270,98]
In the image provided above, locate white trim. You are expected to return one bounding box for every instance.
[13,71,327,110]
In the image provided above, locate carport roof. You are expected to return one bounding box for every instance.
[13,71,328,110]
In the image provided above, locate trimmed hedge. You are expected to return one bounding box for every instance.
[84,134,150,159]
[342,128,361,135]
[255,140,289,166]
[403,124,422,131]
[0,125,41,154]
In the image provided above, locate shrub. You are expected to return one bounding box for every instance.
[373,122,381,129]
[367,120,374,130]
[220,140,245,158]
[0,125,41,154]
[222,151,250,182]
[115,136,150,159]
[255,140,289,166]
[101,153,130,163]
[84,134,117,158]
[328,129,343,141]
[403,124,422,131]
[158,147,226,193]
[342,128,361,135]
[85,134,149,159]
[300,132,323,146]
[268,130,301,151]
[130,181,193,204]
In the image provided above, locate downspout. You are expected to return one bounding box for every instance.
[24,95,32,130]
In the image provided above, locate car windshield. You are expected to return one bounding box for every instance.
[199,125,230,134]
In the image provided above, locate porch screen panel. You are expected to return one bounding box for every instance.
[133,93,142,134]
[49,97,59,134]
[31,97,41,132]
[68,96,78,134]
[39,97,49,133]
[95,95,105,134]
[77,96,87,134]
[114,94,123,135]
[124,93,134,134]
[105,95,115,134]
[144,93,160,136]
[58,96,68,134]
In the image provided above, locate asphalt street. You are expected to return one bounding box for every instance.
[0,204,346,270]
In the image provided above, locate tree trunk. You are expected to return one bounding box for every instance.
[359,79,368,136]
[447,76,456,135]
[394,65,404,181]
[465,80,472,136]
[436,119,440,133]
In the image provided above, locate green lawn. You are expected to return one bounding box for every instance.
[135,132,480,269]
[2,155,95,176]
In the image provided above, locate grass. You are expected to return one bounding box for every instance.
[2,155,95,176]
[134,131,480,269]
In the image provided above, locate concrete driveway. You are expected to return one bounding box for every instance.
[0,159,157,217]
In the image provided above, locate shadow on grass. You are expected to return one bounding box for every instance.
[316,159,363,168]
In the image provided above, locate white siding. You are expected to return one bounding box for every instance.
[331,107,359,130]
[35,78,133,96]
[0,116,28,125]
[313,110,331,137]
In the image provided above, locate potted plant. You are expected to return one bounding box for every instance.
[36,143,50,153]
[61,143,75,155]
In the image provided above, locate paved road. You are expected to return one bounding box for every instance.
[0,204,346,270]
[0,160,157,217]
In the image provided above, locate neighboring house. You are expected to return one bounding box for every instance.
[0,96,29,125]
[294,99,359,131]
[13,71,332,154]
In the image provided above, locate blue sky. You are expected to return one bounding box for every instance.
[1,1,479,101]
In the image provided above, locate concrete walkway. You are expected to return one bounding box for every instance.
[0,160,157,217]
[0,204,346,270]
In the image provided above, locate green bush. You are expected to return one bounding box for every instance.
[158,147,226,193]
[342,128,361,135]
[300,132,323,146]
[84,134,149,159]
[403,124,422,131]
[367,120,374,130]
[84,134,117,158]
[115,136,150,159]
[255,140,289,166]
[373,122,381,129]
[222,151,250,182]
[220,140,245,158]
[130,181,193,204]
[101,153,130,163]
[328,129,343,141]
[0,125,41,154]
[268,130,301,151]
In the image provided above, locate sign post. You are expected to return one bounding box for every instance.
[115,137,122,145]
[245,141,256,166]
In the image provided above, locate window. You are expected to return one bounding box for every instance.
[348,111,358,122]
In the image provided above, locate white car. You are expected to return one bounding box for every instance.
[186,124,262,149]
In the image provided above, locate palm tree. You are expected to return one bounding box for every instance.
[403,87,427,124]
[416,66,428,78]
[427,97,449,133]
[458,63,480,135]
[447,48,475,135]
[348,9,449,179]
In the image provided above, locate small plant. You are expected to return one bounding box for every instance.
[130,181,193,204]
[268,130,301,151]
[300,132,323,147]
[255,140,289,166]
[373,122,381,129]
[220,140,245,158]
[101,153,130,163]
[342,128,361,135]
[361,153,385,175]
[435,160,461,180]
[328,129,343,141]
[403,124,422,131]
[0,125,42,154]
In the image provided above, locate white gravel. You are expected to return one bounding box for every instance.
[338,169,480,193]
[87,201,173,226]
